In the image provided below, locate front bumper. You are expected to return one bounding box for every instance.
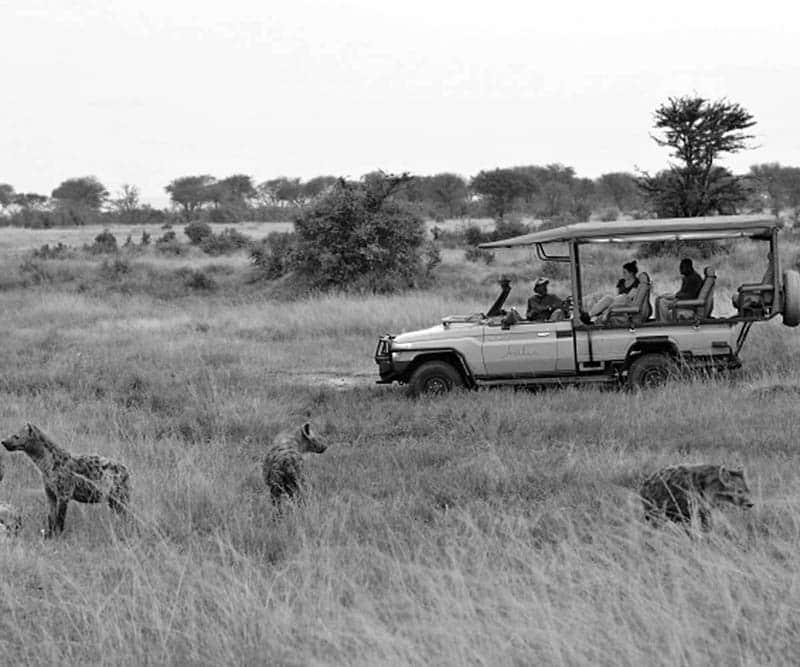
[374,335,410,383]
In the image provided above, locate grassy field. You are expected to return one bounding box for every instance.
[2,224,800,665]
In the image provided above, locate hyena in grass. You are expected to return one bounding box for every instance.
[640,464,753,531]
[263,422,327,503]
[2,424,131,537]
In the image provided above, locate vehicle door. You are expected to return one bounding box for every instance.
[481,318,574,377]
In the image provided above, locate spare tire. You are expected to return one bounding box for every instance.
[782,270,800,327]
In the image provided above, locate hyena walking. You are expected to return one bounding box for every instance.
[640,464,753,531]
[2,424,131,537]
[262,422,327,503]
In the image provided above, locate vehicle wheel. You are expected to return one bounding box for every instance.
[405,361,464,398]
[782,270,800,327]
[627,353,677,389]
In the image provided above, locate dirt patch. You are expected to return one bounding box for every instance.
[264,370,374,390]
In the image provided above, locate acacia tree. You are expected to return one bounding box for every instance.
[0,183,14,209]
[165,175,216,220]
[52,176,108,210]
[640,96,755,217]
[471,168,531,219]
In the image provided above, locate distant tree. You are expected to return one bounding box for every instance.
[471,168,530,218]
[570,177,595,221]
[110,184,141,221]
[0,183,15,208]
[165,175,216,220]
[13,192,48,209]
[639,95,756,217]
[427,173,468,218]
[216,174,256,204]
[780,167,800,222]
[52,176,108,210]
[596,172,641,211]
[302,176,338,202]
[257,177,304,207]
[748,163,785,216]
[292,172,425,291]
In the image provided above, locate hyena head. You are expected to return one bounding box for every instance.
[297,422,327,454]
[705,466,753,509]
[1,423,42,453]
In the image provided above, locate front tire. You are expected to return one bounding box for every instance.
[627,353,676,389]
[405,360,464,398]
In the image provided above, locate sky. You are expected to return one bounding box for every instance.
[1,0,799,207]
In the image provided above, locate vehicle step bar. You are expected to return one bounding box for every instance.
[473,375,619,388]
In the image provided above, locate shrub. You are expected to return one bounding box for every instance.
[183,269,217,290]
[184,221,213,245]
[464,224,487,247]
[291,173,426,291]
[250,231,296,279]
[200,227,251,256]
[465,246,495,265]
[491,216,529,241]
[423,240,442,277]
[31,243,72,260]
[639,239,729,259]
[140,230,151,245]
[599,207,620,222]
[86,229,118,254]
[155,230,186,255]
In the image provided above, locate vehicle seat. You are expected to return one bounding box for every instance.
[735,278,775,316]
[606,272,652,326]
[672,267,716,320]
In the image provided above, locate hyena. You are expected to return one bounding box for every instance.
[262,422,327,503]
[1,423,131,537]
[640,464,753,531]
[0,502,22,537]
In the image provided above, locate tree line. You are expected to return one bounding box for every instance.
[2,96,799,229]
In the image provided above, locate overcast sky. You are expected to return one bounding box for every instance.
[1,0,799,206]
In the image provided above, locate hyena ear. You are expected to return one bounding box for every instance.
[300,422,312,441]
[26,423,34,435]
[718,466,733,485]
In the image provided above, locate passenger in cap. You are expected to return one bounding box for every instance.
[526,278,566,321]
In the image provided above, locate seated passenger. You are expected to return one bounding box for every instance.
[580,261,640,324]
[526,278,566,321]
[655,258,703,321]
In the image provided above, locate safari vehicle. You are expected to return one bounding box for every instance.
[374,215,800,395]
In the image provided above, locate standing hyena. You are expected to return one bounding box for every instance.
[262,422,327,503]
[640,464,753,531]
[1,423,131,537]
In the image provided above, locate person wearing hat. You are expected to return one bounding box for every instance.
[580,260,640,324]
[526,278,566,321]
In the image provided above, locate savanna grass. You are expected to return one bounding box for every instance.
[1,225,800,664]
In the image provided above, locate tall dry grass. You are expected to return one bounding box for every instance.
[0,226,800,664]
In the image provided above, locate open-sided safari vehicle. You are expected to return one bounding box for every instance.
[375,215,800,395]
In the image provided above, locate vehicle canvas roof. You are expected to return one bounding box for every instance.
[479,214,781,248]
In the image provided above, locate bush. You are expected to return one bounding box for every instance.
[291,174,426,291]
[155,230,187,255]
[182,269,217,290]
[250,231,296,279]
[31,243,73,260]
[200,228,251,256]
[184,221,213,245]
[491,216,529,241]
[639,239,729,259]
[464,224,487,246]
[86,229,118,254]
[140,230,151,245]
[465,246,495,265]
[423,241,442,277]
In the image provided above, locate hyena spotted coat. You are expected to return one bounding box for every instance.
[262,422,327,503]
[640,464,753,530]
[2,423,131,537]
[0,502,22,537]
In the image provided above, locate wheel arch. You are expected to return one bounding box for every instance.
[402,350,475,387]
[624,336,680,369]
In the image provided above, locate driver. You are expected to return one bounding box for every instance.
[526,278,566,321]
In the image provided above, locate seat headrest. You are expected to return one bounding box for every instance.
[637,272,651,285]
[704,267,716,278]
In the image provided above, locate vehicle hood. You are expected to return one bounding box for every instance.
[394,321,482,345]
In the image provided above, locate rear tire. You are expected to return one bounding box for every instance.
[782,270,800,327]
[406,360,464,398]
[627,353,677,389]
